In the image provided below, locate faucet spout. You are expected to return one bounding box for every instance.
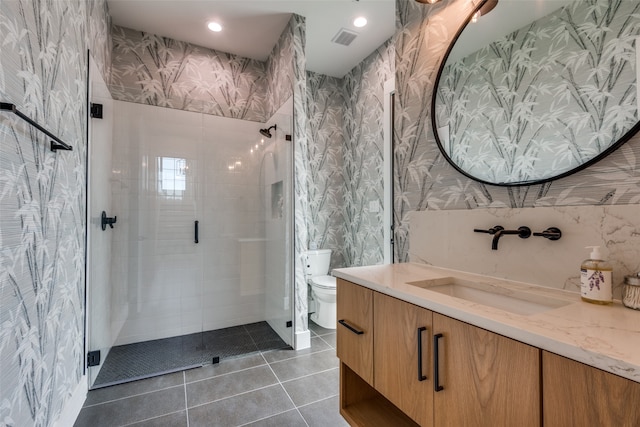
[491,226,531,250]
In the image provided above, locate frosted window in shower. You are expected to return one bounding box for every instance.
[271,180,283,219]
[159,157,186,198]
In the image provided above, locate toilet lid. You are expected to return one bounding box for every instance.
[311,275,336,289]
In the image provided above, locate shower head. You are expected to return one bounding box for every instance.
[259,124,277,138]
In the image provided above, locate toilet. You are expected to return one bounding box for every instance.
[305,249,337,329]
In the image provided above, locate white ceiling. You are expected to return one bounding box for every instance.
[107,0,396,78]
[449,0,574,62]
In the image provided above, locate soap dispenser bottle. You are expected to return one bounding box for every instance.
[580,246,612,305]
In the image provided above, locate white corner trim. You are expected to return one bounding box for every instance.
[53,375,87,427]
[294,329,311,350]
[636,36,640,115]
[383,77,396,265]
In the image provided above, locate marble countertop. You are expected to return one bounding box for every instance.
[332,263,640,383]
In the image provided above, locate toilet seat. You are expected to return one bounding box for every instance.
[310,275,336,290]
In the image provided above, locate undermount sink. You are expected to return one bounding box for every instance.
[407,277,572,316]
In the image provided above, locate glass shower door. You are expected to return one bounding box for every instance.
[262,98,294,346]
[89,101,206,387]
[87,56,115,387]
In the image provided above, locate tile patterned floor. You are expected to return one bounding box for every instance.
[75,321,347,427]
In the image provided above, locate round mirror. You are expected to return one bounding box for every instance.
[433,0,640,186]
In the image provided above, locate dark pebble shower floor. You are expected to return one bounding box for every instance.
[93,321,288,388]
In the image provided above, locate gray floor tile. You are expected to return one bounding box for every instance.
[74,386,185,427]
[188,384,294,427]
[127,411,187,427]
[319,333,336,349]
[308,321,335,337]
[261,337,330,364]
[242,409,307,427]
[269,349,339,382]
[187,365,277,407]
[184,353,266,383]
[298,396,349,427]
[85,372,184,406]
[282,368,339,407]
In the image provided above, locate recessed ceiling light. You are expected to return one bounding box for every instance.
[353,17,367,28]
[207,22,222,32]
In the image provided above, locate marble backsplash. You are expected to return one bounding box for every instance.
[409,205,640,298]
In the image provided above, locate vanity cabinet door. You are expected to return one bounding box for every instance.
[433,313,540,426]
[543,351,640,426]
[337,278,374,385]
[374,293,434,426]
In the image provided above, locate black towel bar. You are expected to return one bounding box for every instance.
[1,102,72,152]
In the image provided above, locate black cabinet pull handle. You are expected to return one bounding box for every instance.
[195,220,199,244]
[434,333,444,392]
[338,319,364,335]
[418,327,427,381]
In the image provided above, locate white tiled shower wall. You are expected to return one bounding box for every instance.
[110,101,273,345]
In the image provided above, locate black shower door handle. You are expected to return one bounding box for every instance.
[194,220,199,244]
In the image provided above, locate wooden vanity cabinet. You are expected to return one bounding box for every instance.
[433,313,540,426]
[338,279,541,426]
[543,351,640,427]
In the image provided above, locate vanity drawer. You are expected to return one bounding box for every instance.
[337,278,374,385]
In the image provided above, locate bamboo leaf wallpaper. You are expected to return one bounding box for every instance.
[342,40,394,267]
[0,0,111,426]
[395,0,640,263]
[111,26,269,121]
[305,40,393,269]
[306,72,347,267]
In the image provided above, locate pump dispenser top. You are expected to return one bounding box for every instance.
[586,246,603,260]
[580,245,612,305]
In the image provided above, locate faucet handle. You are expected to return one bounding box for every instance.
[473,225,504,235]
[533,227,562,241]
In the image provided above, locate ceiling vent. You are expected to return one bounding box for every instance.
[331,28,358,46]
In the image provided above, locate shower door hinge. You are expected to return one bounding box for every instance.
[87,350,101,367]
[286,321,292,328]
[90,103,103,119]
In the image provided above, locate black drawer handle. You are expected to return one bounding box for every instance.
[338,319,364,335]
[418,327,427,381]
[194,220,199,244]
[434,333,444,392]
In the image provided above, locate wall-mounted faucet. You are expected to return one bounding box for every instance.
[474,225,531,250]
[491,226,531,250]
[475,225,561,250]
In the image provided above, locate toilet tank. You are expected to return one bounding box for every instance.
[305,249,332,277]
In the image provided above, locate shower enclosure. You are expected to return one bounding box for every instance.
[87,77,294,387]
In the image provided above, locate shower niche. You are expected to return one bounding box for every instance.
[271,181,284,219]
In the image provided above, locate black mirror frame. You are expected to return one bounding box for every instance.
[430,0,640,187]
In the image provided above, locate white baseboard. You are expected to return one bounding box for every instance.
[294,329,311,350]
[53,376,87,427]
